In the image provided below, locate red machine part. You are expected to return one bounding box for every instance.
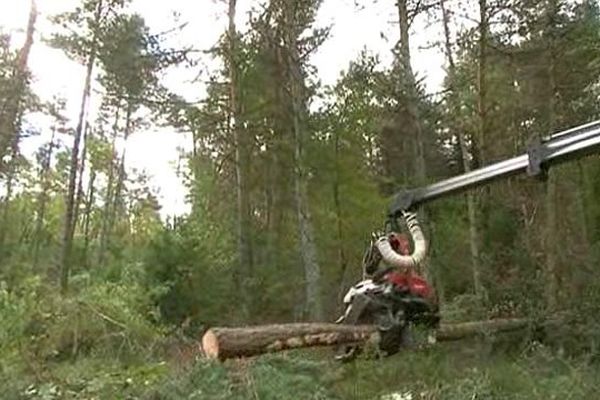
[385,232,435,300]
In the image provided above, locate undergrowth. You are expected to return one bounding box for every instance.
[3,272,600,399]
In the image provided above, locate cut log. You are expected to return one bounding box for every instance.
[437,317,529,341]
[201,323,376,360]
[201,318,532,360]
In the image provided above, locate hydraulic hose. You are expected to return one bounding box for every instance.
[375,211,427,268]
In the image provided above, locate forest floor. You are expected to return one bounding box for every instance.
[4,280,598,399]
[8,334,600,400]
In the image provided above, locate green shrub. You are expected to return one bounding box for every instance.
[0,268,167,398]
[145,354,338,400]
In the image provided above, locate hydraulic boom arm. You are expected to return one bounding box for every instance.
[389,120,600,217]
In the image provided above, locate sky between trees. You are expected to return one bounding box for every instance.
[0,0,450,218]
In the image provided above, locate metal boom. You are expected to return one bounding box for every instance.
[389,120,600,217]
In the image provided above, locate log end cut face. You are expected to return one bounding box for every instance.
[201,329,220,359]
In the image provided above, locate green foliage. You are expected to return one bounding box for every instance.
[145,355,338,400]
[15,359,168,400]
[334,344,600,400]
[3,0,600,398]
[145,217,235,328]
[145,360,236,400]
[48,0,132,64]
[0,267,166,398]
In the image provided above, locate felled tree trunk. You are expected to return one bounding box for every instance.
[202,323,375,360]
[436,318,529,341]
[201,318,530,360]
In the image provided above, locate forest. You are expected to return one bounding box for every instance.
[2,0,600,398]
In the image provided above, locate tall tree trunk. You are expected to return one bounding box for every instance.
[33,125,57,268]
[543,0,559,312]
[71,124,90,239]
[396,0,431,285]
[60,0,103,292]
[440,0,484,297]
[0,141,22,254]
[263,18,290,292]
[283,0,323,321]
[265,148,286,306]
[576,162,594,260]
[396,0,426,185]
[333,128,349,304]
[475,0,493,280]
[60,54,95,292]
[0,148,16,252]
[571,162,593,294]
[99,105,120,265]
[0,0,36,174]
[0,0,37,256]
[544,172,558,313]
[82,168,96,267]
[98,165,114,265]
[111,104,132,224]
[228,0,254,318]
[477,0,488,165]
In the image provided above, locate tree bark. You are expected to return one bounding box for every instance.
[543,0,559,312]
[477,0,488,165]
[60,54,95,292]
[575,162,593,272]
[333,127,349,304]
[440,0,484,298]
[0,0,36,174]
[201,318,531,360]
[82,168,96,267]
[228,0,254,318]
[396,0,426,185]
[0,149,16,251]
[98,105,120,265]
[33,125,57,268]
[60,0,103,292]
[0,0,37,255]
[292,66,323,322]
[283,0,323,321]
[71,124,90,240]
[111,104,132,225]
[395,0,431,283]
[202,323,376,360]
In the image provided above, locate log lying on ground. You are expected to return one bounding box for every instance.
[201,318,530,360]
[436,317,530,341]
[202,323,376,360]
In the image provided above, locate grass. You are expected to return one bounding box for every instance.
[332,340,600,400]
[140,337,600,400]
[5,333,600,399]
